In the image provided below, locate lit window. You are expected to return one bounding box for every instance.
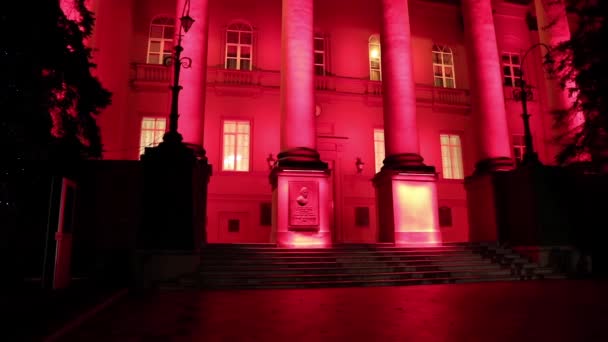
[222,120,251,171]
[147,16,175,65]
[139,117,166,156]
[374,129,385,173]
[513,134,526,165]
[432,44,456,88]
[440,134,464,179]
[502,53,522,87]
[369,35,382,81]
[225,22,253,71]
[314,33,326,76]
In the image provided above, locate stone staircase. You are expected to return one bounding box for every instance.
[164,243,566,290]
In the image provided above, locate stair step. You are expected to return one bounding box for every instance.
[200,258,494,270]
[198,275,523,290]
[162,243,567,290]
[201,254,484,264]
[199,263,503,275]
[200,269,514,284]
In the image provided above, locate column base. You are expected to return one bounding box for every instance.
[141,137,208,163]
[474,157,514,175]
[373,169,440,245]
[382,153,436,173]
[272,167,332,248]
[275,147,328,170]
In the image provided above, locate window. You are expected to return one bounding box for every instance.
[314,33,326,76]
[432,44,456,88]
[225,22,253,71]
[260,202,272,226]
[139,117,166,156]
[513,134,526,165]
[369,35,382,81]
[502,53,522,87]
[222,120,251,171]
[228,219,240,232]
[355,207,370,227]
[374,129,385,173]
[147,16,175,65]
[440,134,464,179]
[439,206,453,227]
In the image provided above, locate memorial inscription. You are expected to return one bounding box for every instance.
[288,181,319,228]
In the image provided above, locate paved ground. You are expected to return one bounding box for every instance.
[57,280,608,342]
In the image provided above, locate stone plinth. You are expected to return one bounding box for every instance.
[373,171,440,245]
[141,143,211,250]
[272,168,332,248]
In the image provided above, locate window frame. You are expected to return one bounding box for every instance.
[432,44,456,89]
[439,133,464,180]
[368,35,382,81]
[502,52,522,87]
[314,33,327,76]
[146,16,175,65]
[373,128,385,174]
[224,22,254,71]
[221,119,252,172]
[139,116,167,158]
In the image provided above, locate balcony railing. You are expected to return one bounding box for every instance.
[130,63,471,109]
[131,63,171,84]
[315,75,336,91]
[214,68,260,85]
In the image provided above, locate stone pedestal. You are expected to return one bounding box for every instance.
[271,168,332,248]
[141,142,211,250]
[373,171,440,245]
[464,173,502,242]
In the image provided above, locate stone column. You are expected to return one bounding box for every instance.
[380,0,427,169]
[272,0,330,248]
[462,0,514,243]
[373,0,439,245]
[535,0,572,113]
[90,0,134,159]
[462,0,513,172]
[535,0,584,161]
[176,0,209,147]
[276,0,325,167]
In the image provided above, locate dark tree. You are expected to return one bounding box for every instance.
[0,0,110,161]
[550,0,608,165]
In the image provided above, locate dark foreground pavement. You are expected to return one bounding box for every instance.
[56,280,608,342]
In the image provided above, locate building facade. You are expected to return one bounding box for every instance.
[81,0,573,245]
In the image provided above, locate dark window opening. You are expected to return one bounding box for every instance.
[439,206,453,227]
[260,202,272,226]
[355,207,370,227]
[228,219,240,232]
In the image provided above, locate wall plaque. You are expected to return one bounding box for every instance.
[288,181,319,229]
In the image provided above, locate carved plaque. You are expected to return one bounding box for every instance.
[288,181,319,228]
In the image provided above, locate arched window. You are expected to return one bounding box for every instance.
[225,22,253,71]
[147,16,175,65]
[369,35,382,81]
[432,44,456,88]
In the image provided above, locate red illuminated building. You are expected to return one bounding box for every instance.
[75,0,576,246]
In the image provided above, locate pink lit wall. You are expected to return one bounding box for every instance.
[94,0,565,244]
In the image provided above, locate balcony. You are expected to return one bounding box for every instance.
[130,63,471,111]
[130,63,170,88]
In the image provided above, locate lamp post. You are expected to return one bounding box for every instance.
[512,43,553,166]
[162,1,195,145]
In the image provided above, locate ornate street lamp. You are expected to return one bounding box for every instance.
[512,43,554,166]
[162,0,195,145]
